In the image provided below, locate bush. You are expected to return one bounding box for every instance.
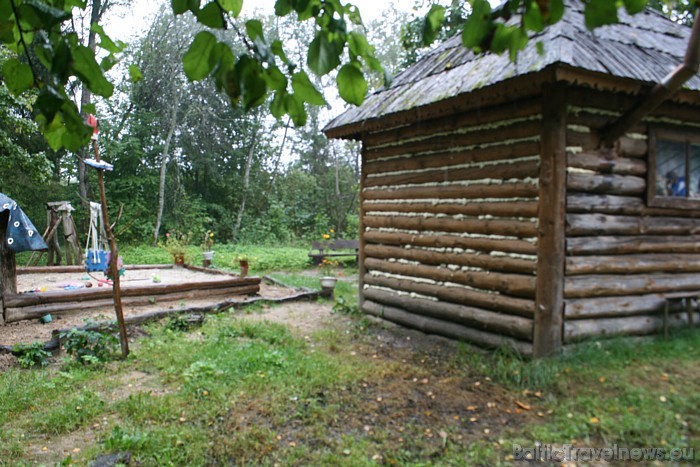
[12,342,51,369]
[61,328,118,365]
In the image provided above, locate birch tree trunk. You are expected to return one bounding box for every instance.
[152,92,180,246]
[233,133,258,241]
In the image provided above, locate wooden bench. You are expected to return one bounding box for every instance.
[663,292,698,339]
[308,239,359,265]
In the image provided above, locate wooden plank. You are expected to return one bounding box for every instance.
[567,193,700,218]
[5,284,260,324]
[364,244,536,274]
[364,230,538,255]
[567,151,646,175]
[566,253,700,275]
[362,299,533,355]
[363,215,538,238]
[365,120,542,160]
[364,159,539,188]
[565,272,700,298]
[363,182,539,201]
[563,312,696,342]
[4,276,262,308]
[566,213,700,236]
[364,257,536,298]
[363,200,539,218]
[565,293,685,319]
[567,173,646,195]
[364,287,533,339]
[364,274,535,317]
[364,141,541,175]
[567,234,700,255]
[358,145,369,311]
[363,97,542,147]
[533,82,567,358]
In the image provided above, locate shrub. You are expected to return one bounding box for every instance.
[61,328,118,365]
[12,342,51,369]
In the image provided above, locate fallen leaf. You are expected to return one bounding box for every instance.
[515,400,532,411]
[598,377,606,383]
[659,396,667,403]
[589,417,600,424]
[467,405,477,411]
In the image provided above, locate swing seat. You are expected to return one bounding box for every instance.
[86,249,109,272]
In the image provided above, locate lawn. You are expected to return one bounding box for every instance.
[0,254,698,465]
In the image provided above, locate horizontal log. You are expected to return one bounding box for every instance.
[565,273,700,298]
[566,213,700,236]
[567,235,700,255]
[565,293,688,319]
[364,97,541,147]
[364,200,539,218]
[567,113,645,136]
[363,181,539,201]
[567,151,646,176]
[364,274,535,317]
[566,129,600,150]
[364,159,539,188]
[566,254,700,275]
[362,299,533,355]
[564,312,696,342]
[17,264,175,275]
[364,287,533,339]
[567,173,645,195]
[614,136,648,158]
[364,215,538,238]
[567,193,700,218]
[5,284,260,324]
[364,230,538,255]
[4,276,262,308]
[364,258,536,298]
[365,119,542,160]
[364,141,541,175]
[365,244,535,274]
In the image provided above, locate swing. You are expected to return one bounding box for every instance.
[85,202,109,272]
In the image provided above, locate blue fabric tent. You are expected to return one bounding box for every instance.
[0,193,48,252]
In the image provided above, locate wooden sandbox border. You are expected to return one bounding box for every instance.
[3,264,261,325]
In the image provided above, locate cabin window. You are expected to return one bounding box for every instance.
[649,128,700,209]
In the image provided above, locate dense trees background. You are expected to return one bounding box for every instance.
[0,0,695,249]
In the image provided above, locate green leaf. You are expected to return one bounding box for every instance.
[584,0,619,29]
[182,31,217,80]
[523,2,544,32]
[307,33,341,76]
[246,20,264,41]
[422,4,445,46]
[461,0,493,49]
[546,0,565,24]
[270,90,287,119]
[128,64,142,83]
[264,65,287,91]
[337,64,366,106]
[286,93,307,126]
[91,23,123,54]
[274,0,292,16]
[17,1,71,28]
[71,45,114,97]
[291,71,326,105]
[234,55,267,110]
[271,40,292,66]
[172,0,189,14]
[623,0,646,14]
[196,2,224,28]
[347,31,371,59]
[219,0,243,16]
[3,58,34,95]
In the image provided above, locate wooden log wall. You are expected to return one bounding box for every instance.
[563,87,700,342]
[360,98,541,351]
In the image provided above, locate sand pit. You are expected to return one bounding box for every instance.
[1,266,307,345]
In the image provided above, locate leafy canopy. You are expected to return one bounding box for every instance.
[0,0,690,151]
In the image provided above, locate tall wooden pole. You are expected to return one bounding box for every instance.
[91,138,129,358]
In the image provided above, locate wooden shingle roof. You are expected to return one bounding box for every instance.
[325,1,699,137]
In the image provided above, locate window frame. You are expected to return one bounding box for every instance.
[648,126,700,210]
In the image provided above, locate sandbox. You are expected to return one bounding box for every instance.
[5,264,261,325]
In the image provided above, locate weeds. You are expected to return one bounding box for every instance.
[12,342,51,369]
[61,328,118,365]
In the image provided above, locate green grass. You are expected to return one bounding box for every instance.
[1,285,698,464]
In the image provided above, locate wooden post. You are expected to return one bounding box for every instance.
[0,211,16,326]
[91,139,130,358]
[533,83,568,358]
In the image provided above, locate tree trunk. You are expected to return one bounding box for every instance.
[152,94,180,246]
[233,132,258,241]
[77,0,104,206]
[0,212,16,325]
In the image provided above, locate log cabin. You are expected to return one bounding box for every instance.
[323,1,700,357]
